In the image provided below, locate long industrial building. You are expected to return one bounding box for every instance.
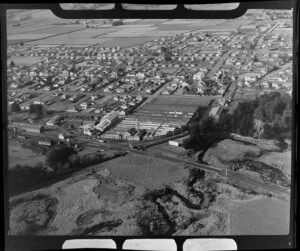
[101,95,215,141]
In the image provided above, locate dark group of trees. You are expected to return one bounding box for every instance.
[183,92,292,150]
[218,92,292,139]
[161,46,173,62]
[10,102,21,113]
[45,146,75,172]
[29,104,47,119]
[8,145,120,195]
[8,163,50,194]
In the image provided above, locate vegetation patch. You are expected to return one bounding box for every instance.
[231,159,290,187]
[9,194,58,235]
[76,209,113,227]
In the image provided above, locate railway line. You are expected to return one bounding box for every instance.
[11,129,291,197]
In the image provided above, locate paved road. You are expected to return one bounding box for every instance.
[256,22,280,49]
[260,61,292,81]
[206,49,236,78]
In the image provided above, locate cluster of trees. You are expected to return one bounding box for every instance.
[29,104,47,119]
[45,146,75,172]
[218,92,292,139]
[8,162,50,194]
[161,46,173,62]
[10,102,21,113]
[184,92,292,150]
[8,146,117,195]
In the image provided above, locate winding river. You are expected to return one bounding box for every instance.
[143,170,208,235]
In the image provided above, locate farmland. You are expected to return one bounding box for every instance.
[8,56,42,66]
[229,197,290,235]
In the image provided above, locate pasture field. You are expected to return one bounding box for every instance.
[137,19,169,25]
[100,27,157,37]
[102,153,189,194]
[8,56,42,66]
[26,29,116,45]
[97,37,159,48]
[6,10,67,35]
[8,33,57,40]
[8,140,46,169]
[229,197,290,235]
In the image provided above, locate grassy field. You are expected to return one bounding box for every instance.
[229,197,290,235]
[8,56,42,66]
[27,30,115,45]
[97,37,159,48]
[102,153,189,195]
[256,150,292,178]
[8,140,46,169]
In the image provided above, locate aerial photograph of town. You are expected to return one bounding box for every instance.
[5,4,292,236]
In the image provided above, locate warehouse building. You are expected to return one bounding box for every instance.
[9,122,45,133]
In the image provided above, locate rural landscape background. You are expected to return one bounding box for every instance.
[6,5,292,236]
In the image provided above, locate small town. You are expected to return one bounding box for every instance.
[5,6,293,239]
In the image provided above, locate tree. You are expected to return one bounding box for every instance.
[10,60,16,68]
[218,113,232,132]
[10,102,20,112]
[29,104,47,119]
[45,146,75,172]
[199,115,215,134]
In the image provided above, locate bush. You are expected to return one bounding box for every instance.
[45,146,75,172]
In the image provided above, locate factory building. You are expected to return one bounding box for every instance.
[9,122,45,133]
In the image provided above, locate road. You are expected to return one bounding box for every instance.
[260,61,292,81]
[256,22,280,49]
[206,49,236,78]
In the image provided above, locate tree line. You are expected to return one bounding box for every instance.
[184,91,292,150]
[8,146,121,194]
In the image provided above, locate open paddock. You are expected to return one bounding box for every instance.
[97,36,159,48]
[26,29,116,45]
[100,27,157,37]
[229,197,290,235]
[8,56,42,66]
[101,153,189,194]
[8,140,46,169]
